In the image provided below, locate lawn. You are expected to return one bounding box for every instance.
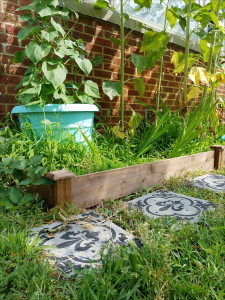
[0,169,225,300]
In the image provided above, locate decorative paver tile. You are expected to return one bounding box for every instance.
[128,190,215,223]
[30,211,133,277]
[193,174,225,193]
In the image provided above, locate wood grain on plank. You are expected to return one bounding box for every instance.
[70,151,214,208]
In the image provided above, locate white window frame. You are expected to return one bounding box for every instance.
[65,0,200,50]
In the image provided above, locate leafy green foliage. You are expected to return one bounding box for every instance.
[102,81,122,100]
[133,78,145,96]
[131,54,147,75]
[140,30,169,52]
[0,154,51,209]
[15,0,100,105]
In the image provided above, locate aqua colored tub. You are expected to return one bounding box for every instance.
[11,104,99,142]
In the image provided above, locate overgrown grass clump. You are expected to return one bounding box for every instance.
[1,113,224,176]
[0,171,225,299]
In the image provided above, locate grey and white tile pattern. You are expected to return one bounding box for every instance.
[128,190,215,223]
[193,173,225,193]
[30,211,133,277]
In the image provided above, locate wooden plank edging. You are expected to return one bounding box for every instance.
[37,147,225,209]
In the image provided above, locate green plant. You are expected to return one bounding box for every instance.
[168,0,225,106]
[14,0,100,106]
[0,154,52,209]
[169,96,218,157]
[94,0,158,135]
[0,125,52,209]
[1,169,225,299]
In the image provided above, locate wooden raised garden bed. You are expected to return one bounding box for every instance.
[37,145,225,208]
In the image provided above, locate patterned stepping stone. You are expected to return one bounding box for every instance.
[30,211,133,277]
[193,174,225,193]
[128,190,215,223]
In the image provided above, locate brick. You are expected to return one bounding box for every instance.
[86,43,103,53]
[96,20,114,32]
[79,15,94,27]
[84,25,103,37]
[94,70,112,79]
[0,53,12,64]
[104,63,120,73]
[0,84,5,94]
[162,86,174,93]
[0,94,16,103]
[0,33,18,45]
[19,0,32,5]
[124,67,135,75]
[2,1,18,14]
[0,22,4,33]
[0,105,7,114]
[6,84,17,94]
[5,24,20,35]
[0,75,21,85]
[4,44,23,55]
[0,12,18,23]
[95,36,112,48]
[103,47,120,57]
[111,57,121,65]
[6,65,27,76]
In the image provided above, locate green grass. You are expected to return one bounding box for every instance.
[0,169,225,299]
[1,119,225,176]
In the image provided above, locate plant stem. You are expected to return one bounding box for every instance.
[202,0,222,101]
[120,0,125,131]
[183,0,191,105]
[9,173,26,195]
[156,0,170,125]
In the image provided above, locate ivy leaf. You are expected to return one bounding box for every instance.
[42,61,67,89]
[211,0,220,13]
[94,0,110,9]
[16,2,36,11]
[28,155,43,166]
[195,11,211,28]
[50,18,65,36]
[91,55,104,67]
[146,48,165,69]
[25,42,51,64]
[211,73,225,87]
[128,109,143,130]
[133,78,145,96]
[131,54,147,75]
[9,187,22,204]
[141,31,169,52]
[41,29,58,42]
[13,51,26,63]
[75,57,93,76]
[17,26,40,42]
[109,37,121,45]
[13,159,28,170]
[19,179,33,185]
[102,81,122,100]
[36,6,56,17]
[187,86,201,102]
[111,125,125,139]
[167,9,177,29]
[84,80,100,98]
[134,0,152,9]
[188,67,210,86]
[77,95,95,104]
[200,40,210,62]
[171,52,196,74]
[209,11,219,26]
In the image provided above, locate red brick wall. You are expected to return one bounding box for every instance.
[1,0,224,124]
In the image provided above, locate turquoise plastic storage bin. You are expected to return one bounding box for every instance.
[11,104,99,142]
